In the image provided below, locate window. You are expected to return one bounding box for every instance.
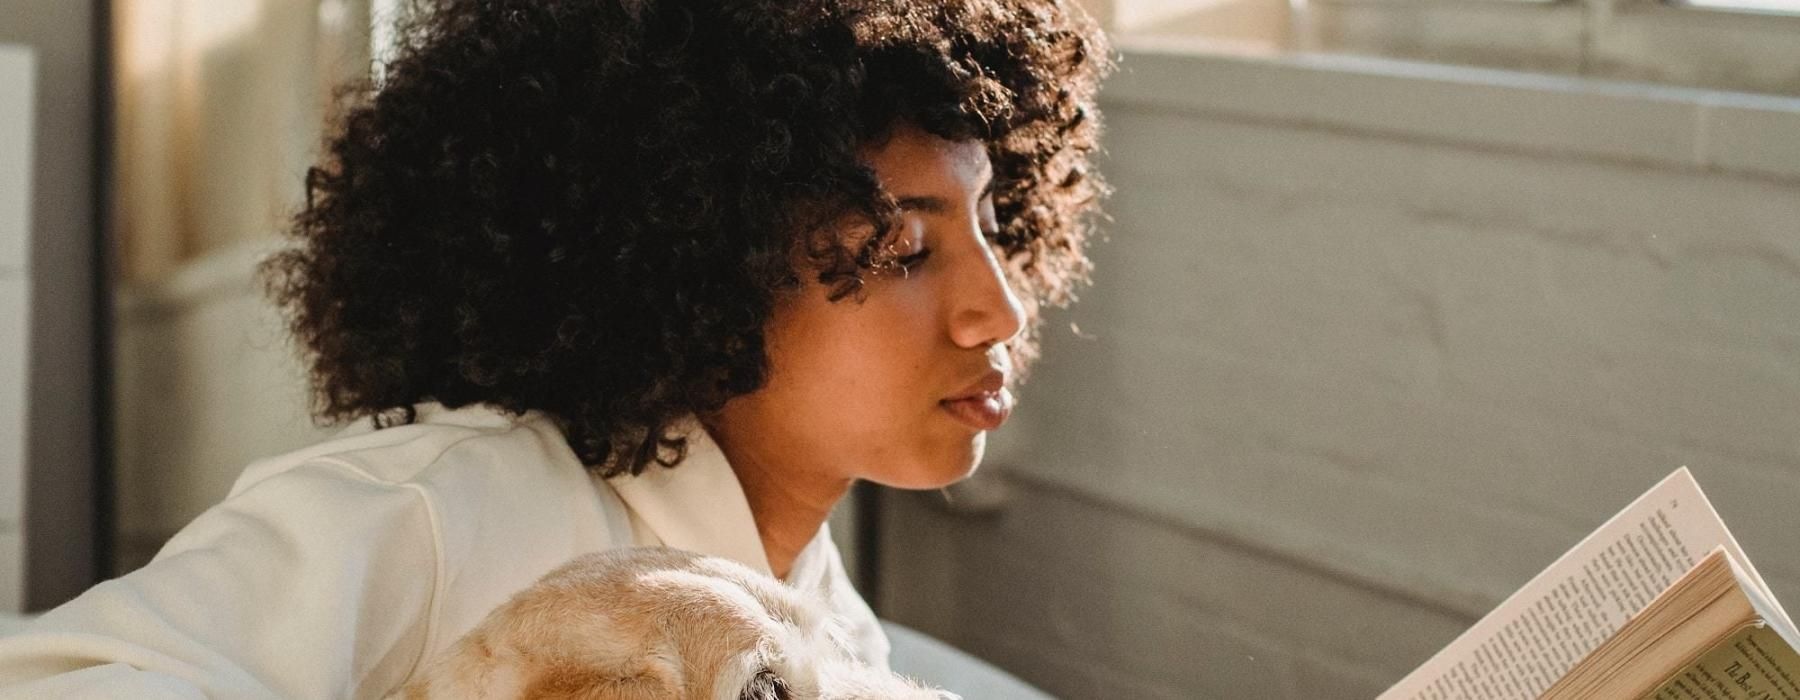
[1679,0,1800,14]
[1085,0,1800,97]
[112,0,373,283]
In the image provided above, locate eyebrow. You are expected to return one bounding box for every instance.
[894,173,997,215]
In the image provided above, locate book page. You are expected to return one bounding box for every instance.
[1650,624,1800,700]
[1380,468,1780,700]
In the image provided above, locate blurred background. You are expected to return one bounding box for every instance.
[3,0,1800,697]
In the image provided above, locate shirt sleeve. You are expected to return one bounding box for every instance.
[0,459,442,700]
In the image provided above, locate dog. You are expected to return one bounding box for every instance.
[392,547,956,700]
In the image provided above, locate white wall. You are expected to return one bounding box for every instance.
[879,38,1800,698]
[0,45,36,615]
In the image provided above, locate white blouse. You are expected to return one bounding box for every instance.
[0,402,889,699]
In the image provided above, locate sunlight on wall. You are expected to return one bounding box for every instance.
[112,0,369,283]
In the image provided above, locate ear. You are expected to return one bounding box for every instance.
[520,668,682,700]
[737,668,793,700]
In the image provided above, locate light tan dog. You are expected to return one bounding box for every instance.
[393,547,955,700]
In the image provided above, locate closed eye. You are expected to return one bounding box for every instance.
[896,248,932,270]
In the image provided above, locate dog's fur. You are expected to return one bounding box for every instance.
[392,547,955,700]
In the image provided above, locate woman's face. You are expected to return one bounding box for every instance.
[708,124,1027,489]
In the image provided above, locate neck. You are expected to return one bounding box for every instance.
[704,425,853,580]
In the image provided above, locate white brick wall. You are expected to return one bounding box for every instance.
[0,44,36,615]
[880,40,1800,697]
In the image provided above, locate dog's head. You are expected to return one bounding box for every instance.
[401,547,958,700]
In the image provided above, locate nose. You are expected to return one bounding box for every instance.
[947,236,1027,350]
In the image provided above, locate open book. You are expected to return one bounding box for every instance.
[1381,468,1800,700]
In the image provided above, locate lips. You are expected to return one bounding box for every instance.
[945,369,1007,402]
[940,369,1013,431]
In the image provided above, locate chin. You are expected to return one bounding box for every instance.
[867,435,985,490]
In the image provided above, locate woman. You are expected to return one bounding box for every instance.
[0,0,1109,696]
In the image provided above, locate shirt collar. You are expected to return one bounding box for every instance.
[438,404,836,586]
[785,522,834,591]
[603,416,777,579]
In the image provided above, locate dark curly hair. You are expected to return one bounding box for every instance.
[263,0,1113,477]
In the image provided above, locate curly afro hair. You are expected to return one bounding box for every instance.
[263,0,1113,477]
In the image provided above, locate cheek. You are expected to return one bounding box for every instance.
[769,301,931,408]
[785,311,945,446]
[759,286,989,486]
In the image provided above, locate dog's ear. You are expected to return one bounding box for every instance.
[738,668,792,700]
[520,669,679,700]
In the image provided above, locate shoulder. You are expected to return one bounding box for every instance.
[199,402,633,659]
[218,401,626,573]
[211,401,628,583]
[228,402,581,496]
